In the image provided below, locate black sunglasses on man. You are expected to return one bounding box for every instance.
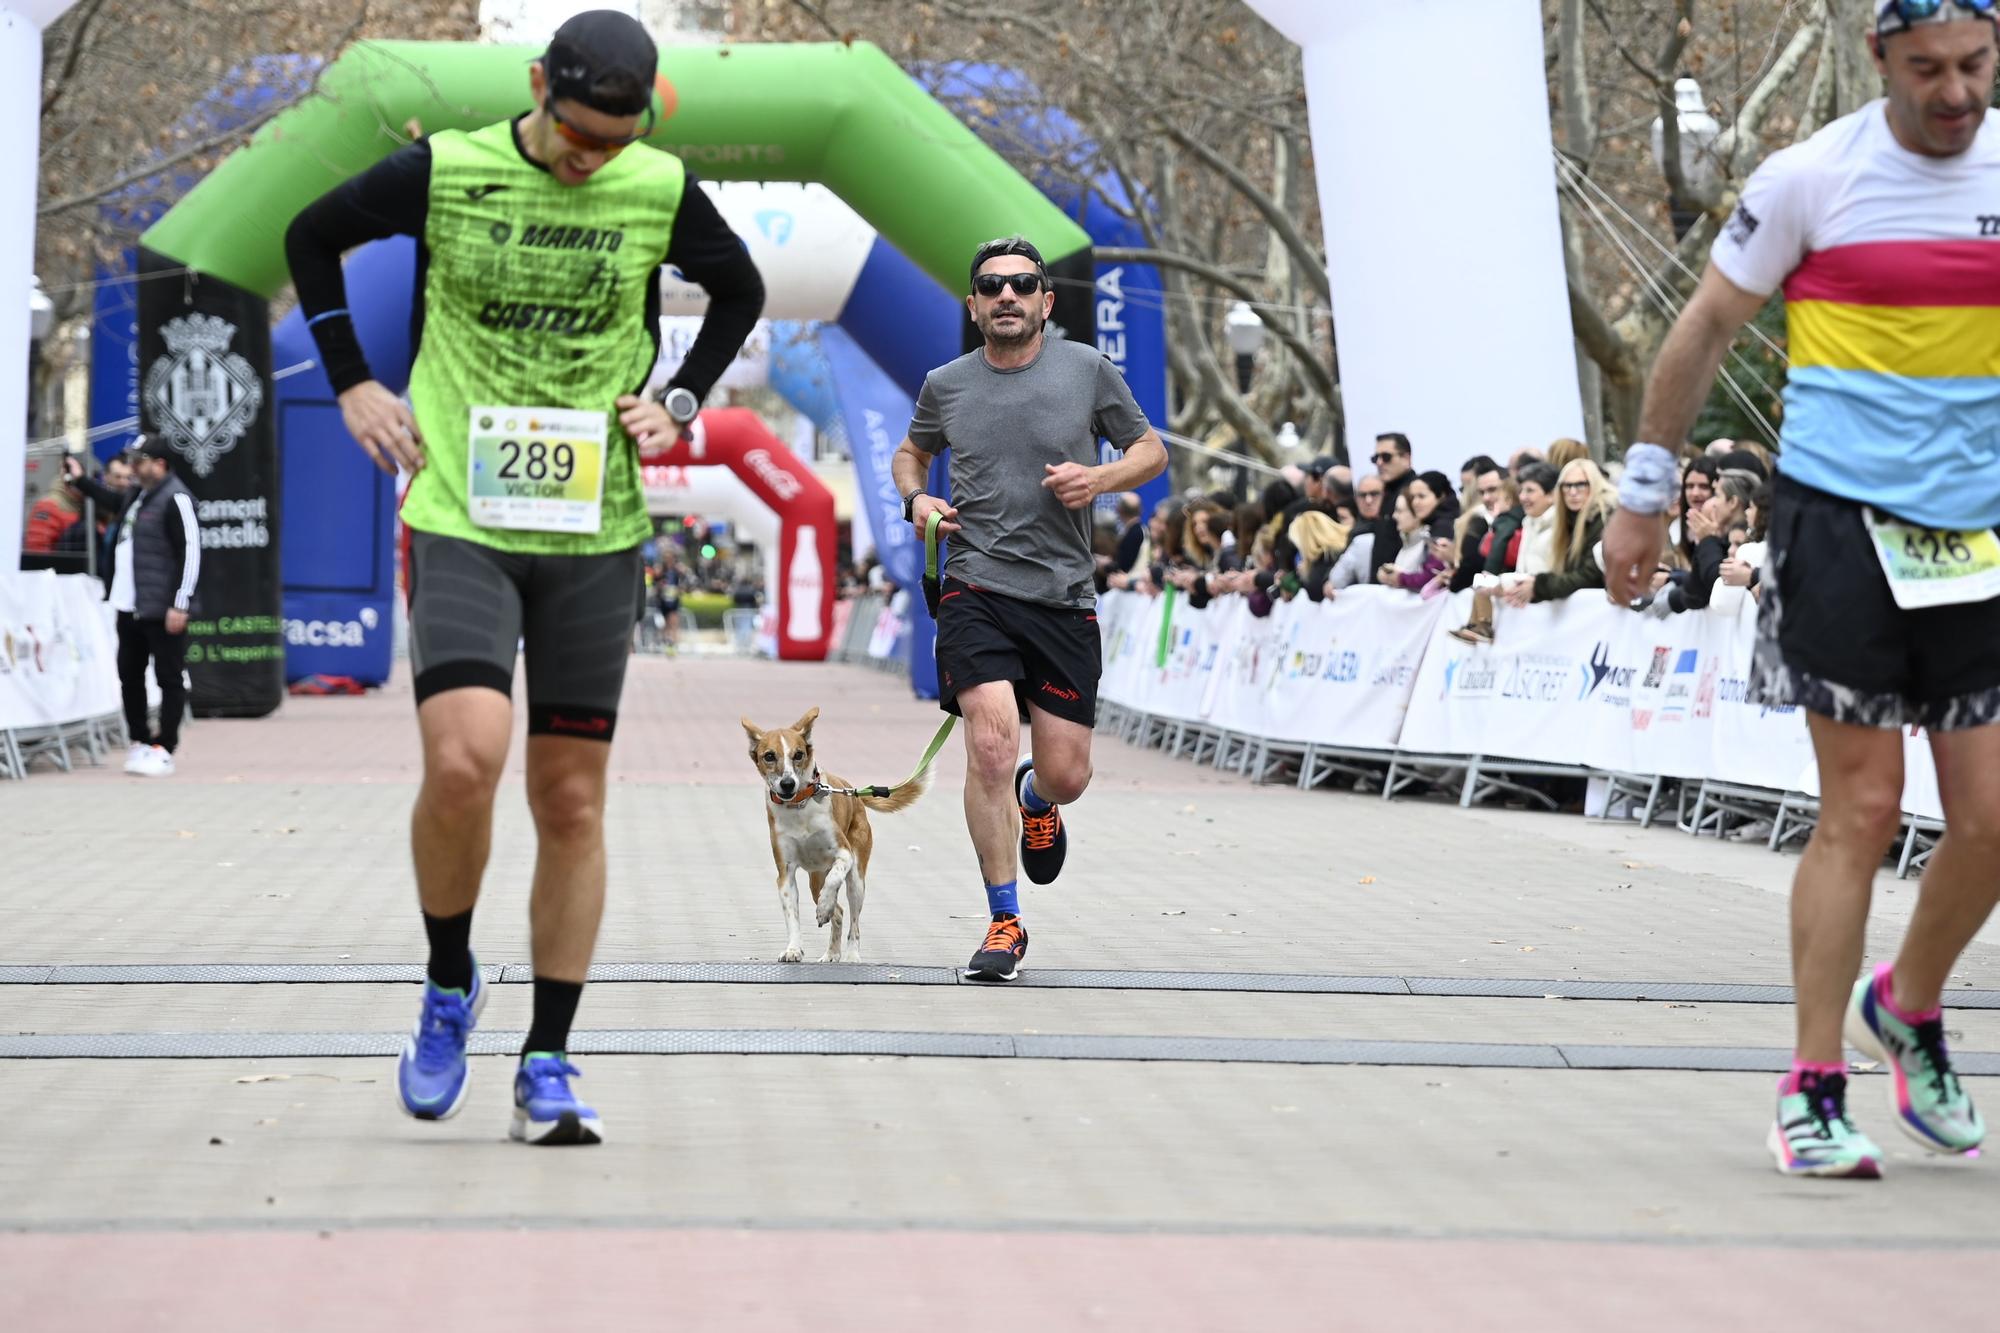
[973,272,1048,298]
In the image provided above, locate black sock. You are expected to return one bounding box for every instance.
[422,909,475,992]
[522,977,585,1057]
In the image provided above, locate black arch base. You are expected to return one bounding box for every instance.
[137,247,285,719]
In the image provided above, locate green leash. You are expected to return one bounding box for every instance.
[821,510,956,800]
[921,508,944,618]
[815,712,957,801]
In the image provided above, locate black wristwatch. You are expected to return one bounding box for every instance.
[902,489,924,523]
[659,385,700,426]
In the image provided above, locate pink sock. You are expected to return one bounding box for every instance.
[1874,963,1942,1026]
[1780,1061,1846,1095]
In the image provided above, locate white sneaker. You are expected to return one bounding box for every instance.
[123,743,150,773]
[135,746,174,777]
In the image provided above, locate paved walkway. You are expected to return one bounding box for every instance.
[7,655,2000,1330]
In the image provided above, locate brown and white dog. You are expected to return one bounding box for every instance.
[742,707,928,963]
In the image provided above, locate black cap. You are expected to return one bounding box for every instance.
[970,235,1047,289]
[134,433,171,461]
[545,10,658,115]
[1303,456,1336,478]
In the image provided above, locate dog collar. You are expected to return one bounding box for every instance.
[770,779,821,807]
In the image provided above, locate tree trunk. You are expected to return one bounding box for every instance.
[1821,0,1881,123]
[1556,0,1607,456]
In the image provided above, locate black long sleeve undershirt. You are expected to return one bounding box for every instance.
[283,123,764,403]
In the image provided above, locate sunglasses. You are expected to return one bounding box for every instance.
[1357,489,1383,499]
[1879,0,1995,33]
[973,272,1048,297]
[547,97,656,154]
[1559,481,1592,491]
[1371,451,1400,465]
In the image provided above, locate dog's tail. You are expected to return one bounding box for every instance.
[858,763,931,814]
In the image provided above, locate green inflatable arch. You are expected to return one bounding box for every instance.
[134,40,1093,720]
[141,39,1091,297]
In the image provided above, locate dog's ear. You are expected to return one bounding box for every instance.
[794,706,820,739]
[740,717,764,748]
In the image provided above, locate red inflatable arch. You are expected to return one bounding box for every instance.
[641,408,836,661]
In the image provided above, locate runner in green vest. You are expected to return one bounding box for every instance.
[285,9,763,1145]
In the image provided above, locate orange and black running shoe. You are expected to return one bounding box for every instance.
[1015,757,1068,884]
[966,913,1028,983]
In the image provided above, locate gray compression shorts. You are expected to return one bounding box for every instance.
[407,530,643,740]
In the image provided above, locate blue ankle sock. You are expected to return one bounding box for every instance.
[986,879,1019,917]
[1019,771,1052,813]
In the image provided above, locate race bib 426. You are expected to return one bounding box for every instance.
[1864,508,2000,610]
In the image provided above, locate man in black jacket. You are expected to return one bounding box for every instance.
[64,434,201,776]
[1365,432,1417,552]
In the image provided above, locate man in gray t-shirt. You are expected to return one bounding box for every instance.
[891,235,1167,983]
[907,330,1150,608]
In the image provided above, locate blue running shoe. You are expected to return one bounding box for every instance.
[510,1052,604,1145]
[396,964,486,1121]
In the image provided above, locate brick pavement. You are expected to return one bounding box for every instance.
[8,655,2000,1331]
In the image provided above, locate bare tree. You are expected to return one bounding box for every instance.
[35,0,481,326]
[36,1,1848,469]
[1552,0,1824,449]
[759,0,1334,474]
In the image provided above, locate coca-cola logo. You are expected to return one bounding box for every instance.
[743,448,801,501]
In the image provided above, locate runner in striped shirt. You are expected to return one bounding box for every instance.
[1605,0,2000,1180]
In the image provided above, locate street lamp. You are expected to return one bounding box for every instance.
[28,275,53,342]
[1650,76,1723,241]
[1223,300,1264,394]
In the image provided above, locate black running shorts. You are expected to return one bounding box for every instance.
[1751,475,2000,731]
[406,530,643,740]
[934,577,1101,727]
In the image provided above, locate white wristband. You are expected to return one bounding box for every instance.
[1616,442,1680,516]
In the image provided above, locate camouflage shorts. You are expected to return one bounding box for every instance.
[1750,476,2000,733]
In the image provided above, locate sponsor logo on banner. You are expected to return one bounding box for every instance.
[1641,646,1672,690]
[1370,650,1416,689]
[1661,648,1699,721]
[1580,640,1636,702]
[743,449,802,500]
[754,210,795,245]
[1284,644,1360,684]
[1446,654,1499,699]
[1694,662,1719,719]
[284,606,380,649]
[144,314,266,479]
[1159,626,1200,683]
[1502,652,1574,704]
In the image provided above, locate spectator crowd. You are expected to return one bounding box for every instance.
[1096,432,1776,644]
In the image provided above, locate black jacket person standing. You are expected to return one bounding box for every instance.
[66,434,201,776]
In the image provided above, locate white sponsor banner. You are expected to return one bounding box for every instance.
[0,571,120,732]
[1099,587,1441,747]
[1401,589,1612,764]
[1699,593,1814,793]
[1101,584,1946,823]
[1097,586,1157,710]
[1219,588,1442,748]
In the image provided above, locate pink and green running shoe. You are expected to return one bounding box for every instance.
[1846,963,1984,1155]
[1768,1069,1883,1179]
